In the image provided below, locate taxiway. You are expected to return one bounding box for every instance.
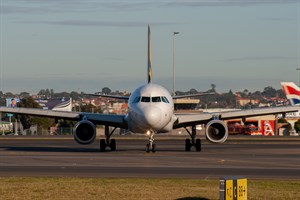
[0,135,299,179]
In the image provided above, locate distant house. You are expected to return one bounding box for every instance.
[236,97,259,107]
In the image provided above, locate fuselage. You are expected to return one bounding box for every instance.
[126,83,176,133]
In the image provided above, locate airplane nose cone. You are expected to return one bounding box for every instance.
[143,107,162,129]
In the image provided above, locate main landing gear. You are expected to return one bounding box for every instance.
[184,125,201,152]
[100,126,117,152]
[146,130,156,153]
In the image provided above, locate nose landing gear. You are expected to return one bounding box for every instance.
[146,130,156,153]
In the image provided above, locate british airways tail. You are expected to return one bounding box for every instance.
[148,24,152,83]
[281,82,300,105]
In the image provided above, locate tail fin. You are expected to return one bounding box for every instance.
[147,24,152,83]
[281,82,300,105]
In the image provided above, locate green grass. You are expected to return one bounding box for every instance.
[0,177,299,200]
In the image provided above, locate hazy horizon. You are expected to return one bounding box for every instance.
[1,0,300,94]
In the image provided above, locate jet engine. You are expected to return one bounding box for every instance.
[205,120,228,143]
[73,120,96,145]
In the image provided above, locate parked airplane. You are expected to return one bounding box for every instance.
[0,25,299,152]
[280,82,300,106]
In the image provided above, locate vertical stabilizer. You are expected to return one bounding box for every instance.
[148,24,152,83]
[281,82,300,105]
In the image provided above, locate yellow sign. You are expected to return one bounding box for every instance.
[237,178,247,200]
[220,178,247,200]
[225,179,233,200]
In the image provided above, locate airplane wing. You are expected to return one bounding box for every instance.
[83,93,129,100]
[0,107,128,129]
[174,106,299,128]
[172,92,215,99]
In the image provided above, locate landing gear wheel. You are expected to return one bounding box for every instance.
[185,139,191,151]
[146,143,156,153]
[146,143,150,153]
[100,139,106,152]
[110,139,116,151]
[151,144,156,153]
[195,139,201,152]
[102,125,117,152]
[145,130,156,153]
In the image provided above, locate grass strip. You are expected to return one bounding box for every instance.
[0,177,299,200]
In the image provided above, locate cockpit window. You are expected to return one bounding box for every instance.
[141,96,151,102]
[161,96,167,103]
[132,96,141,103]
[162,96,170,103]
[152,96,161,102]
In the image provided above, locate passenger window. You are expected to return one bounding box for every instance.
[152,96,161,102]
[141,96,151,102]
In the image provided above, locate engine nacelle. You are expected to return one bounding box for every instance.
[73,120,96,145]
[205,120,228,143]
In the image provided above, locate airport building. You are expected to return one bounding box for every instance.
[35,98,72,111]
[173,99,200,110]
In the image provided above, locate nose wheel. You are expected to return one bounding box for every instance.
[146,131,156,153]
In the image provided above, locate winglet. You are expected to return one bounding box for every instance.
[148,24,152,83]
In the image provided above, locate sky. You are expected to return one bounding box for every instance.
[0,0,300,94]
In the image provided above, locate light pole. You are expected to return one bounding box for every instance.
[297,1,300,86]
[297,68,300,86]
[173,31,180,96]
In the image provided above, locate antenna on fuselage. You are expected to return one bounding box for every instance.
[148,24,152,84]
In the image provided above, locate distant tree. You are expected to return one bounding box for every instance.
[0,98,5,107]
[262,86,277,98]
[277,118,292,131]
[294,119,300,132]
[45,89,50,96]
[102,87,111,94]
[175,90,184,96]
[75,104,102,113]
[211,84,216,92]
[18,97,40,108]
[276,89,285,98]
[19,92,30,98]
[17,97,55,130]
[5,92,14,97]
[53,92,70,98]
[189,88,198,94]
[70,91,82,101]
[56,119,75,130]
[278,118,288,124]
[38,89,46,95]
[50,89,54,97]
[250,90,265,103]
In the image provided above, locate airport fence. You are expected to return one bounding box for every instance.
[49,127,73,135]
[17,127,73,136]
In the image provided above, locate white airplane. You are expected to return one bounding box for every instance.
[0,25,299,152]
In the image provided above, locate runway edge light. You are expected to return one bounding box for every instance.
[219,177,247,200]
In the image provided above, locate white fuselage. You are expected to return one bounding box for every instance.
[126,83,176,133]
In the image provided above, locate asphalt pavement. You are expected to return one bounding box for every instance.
[0,135,299,179]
